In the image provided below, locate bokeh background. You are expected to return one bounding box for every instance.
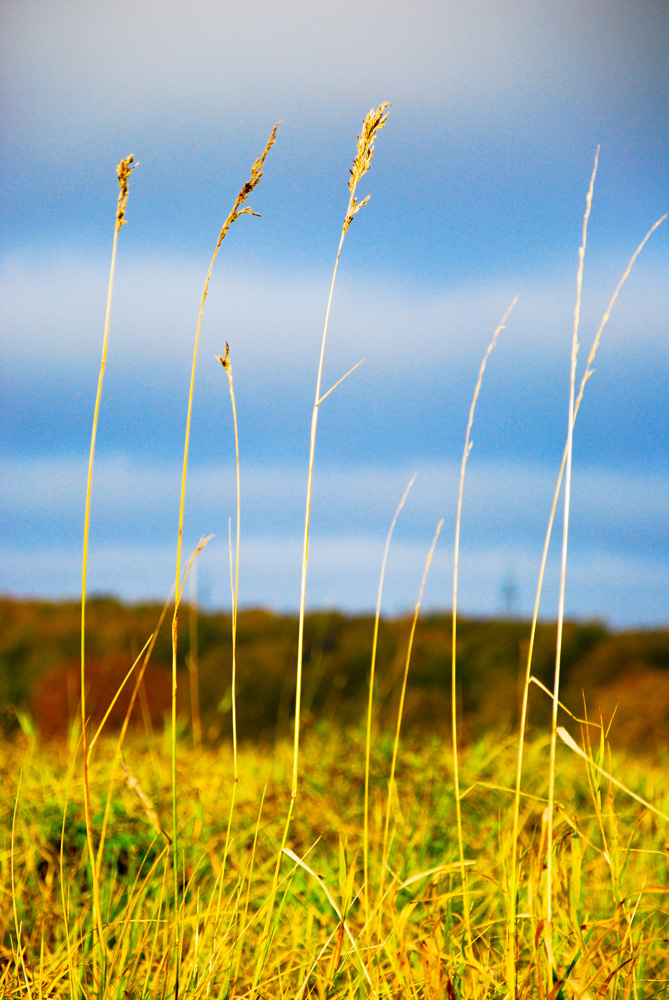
[2,0,668,625]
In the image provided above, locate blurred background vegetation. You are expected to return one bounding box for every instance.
[1,597,667,754]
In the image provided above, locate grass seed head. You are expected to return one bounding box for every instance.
[344,102,390,232]
[216,343,231,373]
[116,154,135,228]
[215,123,281,248]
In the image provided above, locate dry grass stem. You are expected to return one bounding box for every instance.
[451,296,517,957]
[508,208,665,989]
[171,126,278,997]
[293,103,390,801]
[80,153,135,965]
[545,149,599,975]
[381,519,443,883]
[5,121,665,1000]
[364,473,416,922]
[254,104,389,996]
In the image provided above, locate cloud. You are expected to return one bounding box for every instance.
[4,0,668,177]
[2,453,667,625]
[4,244,667,474]
[2,1,667,628]
[0,4,641,118]
[3,246,667,374]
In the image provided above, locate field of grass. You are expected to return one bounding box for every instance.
[2,106,667,998]
[3,724,669,998]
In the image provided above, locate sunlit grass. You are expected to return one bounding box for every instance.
[2,107,667,999]
[3,727,669,997]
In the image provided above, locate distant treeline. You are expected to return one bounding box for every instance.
[1,597,667,751]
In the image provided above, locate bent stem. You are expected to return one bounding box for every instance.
[451,297,516,958]
[507,204,665,991]
[171,125,278,998]
[80,154,134,971]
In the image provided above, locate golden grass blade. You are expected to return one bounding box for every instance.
[509,208,666,991]
[545,149,599,976]
[318,358,365,404]
[381,520,443,890]
[292,104,391,801]
[255,105,389,998]
[364,473,416,923]
[282,848,376,993]
[170,124,278,999]
[80,153,135,966]
[397,861,475,891]
[87,635,153,755]
[557,728,669,822]
[452,296,516,957]
[11,771,33,1000]
[216,343,242,780]
[215,344,243,919]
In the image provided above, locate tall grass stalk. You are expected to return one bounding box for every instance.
[217,343,241,783]
[451,296,516,956]
[253,105,390,994]
[188,564,202,747]
[380,520,443,892]
[508,206,666,990]
[544,150,598,974]
[216,344,242,892]
[363,473,416,923]
[290,102,390,803]
[59,750,80,1000]
[11,771,32,1000]
[80,154,134,971]
[170,125,278,996]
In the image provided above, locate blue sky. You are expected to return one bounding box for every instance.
[2,0,668,626]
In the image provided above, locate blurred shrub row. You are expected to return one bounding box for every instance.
[1,597,667,752]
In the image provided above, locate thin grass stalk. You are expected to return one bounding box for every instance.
[11,771,33,1000]
[364,473,416,924]
[253,105,389,997]
[80,154,134,969]
[544,149,599,975]
[170,125,277,996]
[291,102,390,805]
[59,750,79,1000]
[89,635,154,889]
[507,209,665,989]
[109,583,175,767]
[188,565,201,747]
[217,344,241,780]
[381,520,443,881]
[232,786,267,988]
[216,344,242,914]
[451,297,516,955]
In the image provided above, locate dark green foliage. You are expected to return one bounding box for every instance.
[0,598,666,751]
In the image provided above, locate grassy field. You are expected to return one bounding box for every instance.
[3,725,669,997]
[2,107,667,998]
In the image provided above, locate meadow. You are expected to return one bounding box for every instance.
[2,106,668,998]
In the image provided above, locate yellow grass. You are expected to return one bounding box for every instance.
[2,110,667,1000]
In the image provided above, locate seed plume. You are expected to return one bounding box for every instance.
[344,102,390,232]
